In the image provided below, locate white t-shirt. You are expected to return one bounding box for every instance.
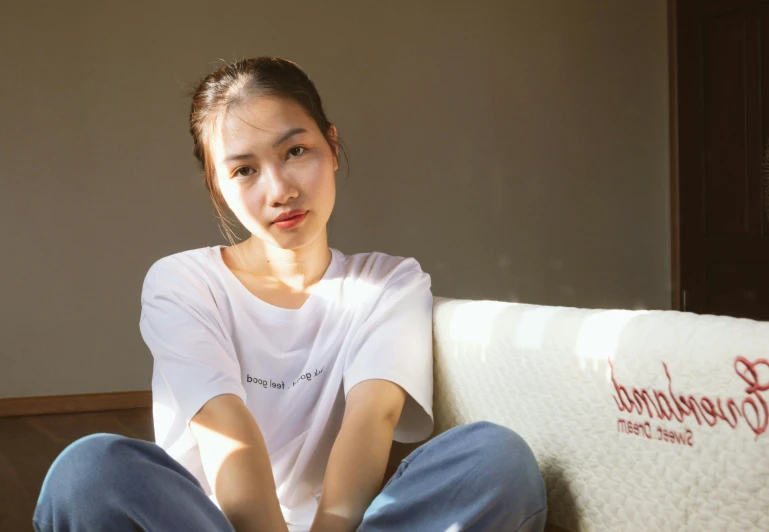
[139,245,434,532]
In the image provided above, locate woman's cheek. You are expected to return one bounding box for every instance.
[297,159,328,193]
[219,184,254,222]
[237,190,264,223]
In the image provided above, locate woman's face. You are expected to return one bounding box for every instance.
[209,95,338,250]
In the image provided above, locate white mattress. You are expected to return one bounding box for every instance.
[431,297,769,531]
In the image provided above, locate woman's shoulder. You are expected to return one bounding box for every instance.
[142,246,222,298]
[337,249,432,316]
[339,249,428,286]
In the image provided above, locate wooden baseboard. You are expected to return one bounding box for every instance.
[0,391,152,417]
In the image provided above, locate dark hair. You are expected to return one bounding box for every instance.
[189,56,349,243]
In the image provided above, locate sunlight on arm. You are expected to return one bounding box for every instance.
[189,420,249,492]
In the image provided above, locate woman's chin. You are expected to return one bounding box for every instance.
[267,227,320,249]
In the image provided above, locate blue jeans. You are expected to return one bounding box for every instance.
[33,421,547,531]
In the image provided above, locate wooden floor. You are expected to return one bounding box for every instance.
[0,408,154,532]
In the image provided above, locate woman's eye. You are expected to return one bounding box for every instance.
[234,166,255,178]
[288,146,306,158]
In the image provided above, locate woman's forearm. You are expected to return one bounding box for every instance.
[216,444,289,532]
[190,394,289,532]
[310,414,395,532]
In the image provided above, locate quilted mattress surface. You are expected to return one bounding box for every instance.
[431,297,769,531]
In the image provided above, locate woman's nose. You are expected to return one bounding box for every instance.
[264,167,298,204]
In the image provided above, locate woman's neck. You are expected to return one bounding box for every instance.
[232,235,332,293]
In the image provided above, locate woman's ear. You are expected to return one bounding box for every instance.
[328,124,339,171]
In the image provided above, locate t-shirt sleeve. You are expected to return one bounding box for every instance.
[343,257,434,443]
[140,258,246,437]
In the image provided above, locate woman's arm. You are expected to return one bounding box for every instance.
[190,393,289,532]
[310,379,407,532]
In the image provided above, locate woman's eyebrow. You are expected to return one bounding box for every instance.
[272,127,308,147]
[222,127,309,163]
[223,152,254,163]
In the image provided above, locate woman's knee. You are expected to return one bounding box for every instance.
[35,433,180,529]
[463,422,547,511]
[39,433,138,501]
[458,421,532,456]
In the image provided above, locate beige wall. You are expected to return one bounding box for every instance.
[0,0,670,398]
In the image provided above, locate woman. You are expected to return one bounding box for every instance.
[33,57,547,532]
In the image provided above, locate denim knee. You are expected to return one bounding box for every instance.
[462,422,547,515]
[35,433,231,532]
[36,433,134,512]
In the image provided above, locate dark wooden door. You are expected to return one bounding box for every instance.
[678,0,769,320]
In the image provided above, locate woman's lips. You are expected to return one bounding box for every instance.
[273,211,307,229]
